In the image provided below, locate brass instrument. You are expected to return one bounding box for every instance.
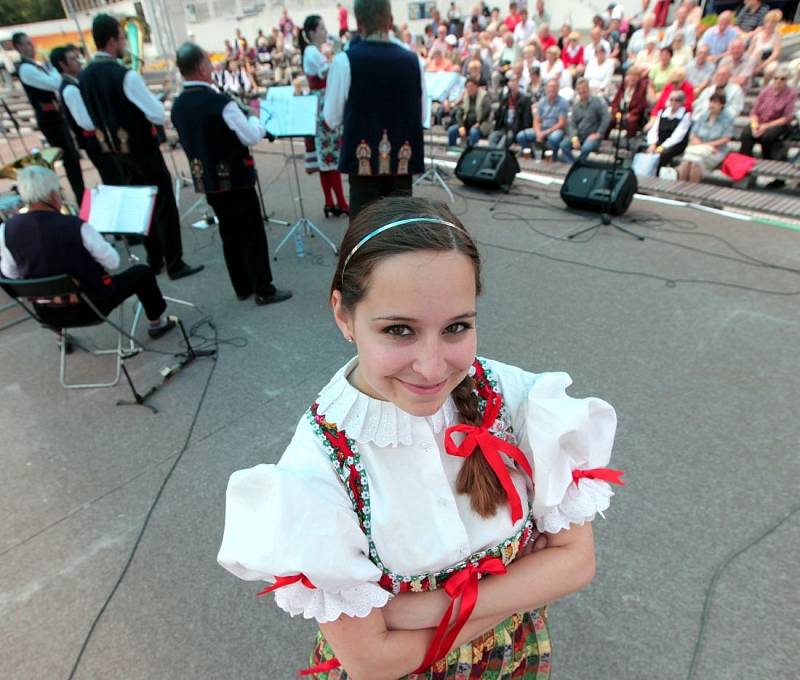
[0,148,62,180]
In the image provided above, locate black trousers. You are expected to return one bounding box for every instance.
[40,120,84,204]
[657,139,689,169]
[206,187,275,298]
[348,174,413,219]
[739,125,789,161]
[86,147,123,185]
[114,149,184,273]
[93,264,167,321]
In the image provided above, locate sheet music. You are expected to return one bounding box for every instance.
[88,185,157,235]
[261,89,319,137]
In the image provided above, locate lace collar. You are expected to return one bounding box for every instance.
[316,357,459,447]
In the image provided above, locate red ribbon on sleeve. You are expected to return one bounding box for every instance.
[413,557,507,674]
[572,467,626,487]
[256,573,316,596]
[444,394,533,524]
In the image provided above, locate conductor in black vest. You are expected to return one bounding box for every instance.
[11,32,86,204]
[171,44,291,306]
[79,14,202,281]
[49,45,123,186]
[323,0,426,217]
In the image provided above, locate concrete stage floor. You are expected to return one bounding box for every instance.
[1,144,798,680]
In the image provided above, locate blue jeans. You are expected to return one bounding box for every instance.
[559,135,602,164]
[516,129,565,160]
[448,124,482,147]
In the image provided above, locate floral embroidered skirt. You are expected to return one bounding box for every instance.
[308,608,551,679]
[302,89,342,173]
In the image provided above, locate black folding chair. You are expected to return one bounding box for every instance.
[0,274,129,389]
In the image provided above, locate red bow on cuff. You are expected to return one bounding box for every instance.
[414,557,507,674]
[444,395,533,524]
[256,573,316,596]
[572,467,626,487]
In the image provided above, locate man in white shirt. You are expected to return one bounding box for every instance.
[11,32,86,204]
[627,13,656,57]
[513,9,537,45]
[79,14,202,281]
[662,5,696,48]
[692,65,745,121]
[171,43,291,306]
[583,27,611,65]
[685,43,714,93]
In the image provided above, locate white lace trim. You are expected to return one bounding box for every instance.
[316,357,459,447]
[535,478,614,534]
[273,581,392,623]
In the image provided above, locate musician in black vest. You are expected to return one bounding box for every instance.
[323,0,426,218]
[645,89,692,169]
[0,167,177,349]
[79,14,202,281]
[50,45,123,186]
[11,32,85,204]
[171,43,292,306]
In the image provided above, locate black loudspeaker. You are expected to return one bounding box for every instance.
[455,147,520,191]
[560,160,638,215]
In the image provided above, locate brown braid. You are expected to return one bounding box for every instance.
[451,375,506,518]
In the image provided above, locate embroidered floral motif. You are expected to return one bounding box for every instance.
[306,358,535,595]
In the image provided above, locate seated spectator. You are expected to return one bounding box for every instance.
[584,26,611,65]
[735,0,769,35]
[606,18,624,62]
[486,7,502,32]
[504,2,523,32]
[517,77,568,159]
[514,9,537,45]
[634,35,661,75]
[537,23,557,52]
[677,92,733,182]
[684,0,703,27]
[427,47,452,71]
[447,77,492,148]
[463,56,489,86]
[584,44,615,98]
[533,0,551,26]
[669,33,693,69]
[431,24,449,54]
[522,64,545,101]
[651,68,695,117]
[489,74,532,147]
[645,89,692,168]
[611,66,650,137]
[557,23,572,51]
[0,167,176,349]
[628,13,657,57]
[699,11,737,62]
[686,43,714,94]
[462,44,492,84]
[718,39,755,89]
[224,60,253,98]
[693,65,744,121]
[748,10,783,81]
[561,31,585,77]
[499,31,522,68]
[559,77,611,163]
[739,65,798,160]
[539,45,565,85]
[662,5,696,48]
[648,46,676,100]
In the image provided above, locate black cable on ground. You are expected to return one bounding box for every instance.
[65,322,220,680]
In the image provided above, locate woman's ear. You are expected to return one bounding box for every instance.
[331,290,355,343]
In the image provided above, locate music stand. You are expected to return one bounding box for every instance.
[261,92,338,259]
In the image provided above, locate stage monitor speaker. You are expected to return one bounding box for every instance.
[455,147,519,191]
[560,160,638,215]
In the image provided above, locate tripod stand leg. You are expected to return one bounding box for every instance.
[610,222,645,241]
[567,223,601,239]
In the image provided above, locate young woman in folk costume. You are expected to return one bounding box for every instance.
[218,197,624,678]
[299,15,350,217]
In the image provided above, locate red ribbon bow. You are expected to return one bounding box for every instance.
[572,467,626,487]
[256,573,316,596]
[414,557,507,674]
[444,395,533,524]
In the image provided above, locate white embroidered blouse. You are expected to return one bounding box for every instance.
[218,357,618,623]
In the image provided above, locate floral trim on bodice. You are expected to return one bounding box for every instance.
[306,358,536,595]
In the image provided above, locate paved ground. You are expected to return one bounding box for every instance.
[1,143,799,680]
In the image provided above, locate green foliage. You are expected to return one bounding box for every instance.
[0,0,65,27]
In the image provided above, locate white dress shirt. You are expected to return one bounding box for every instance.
[323,43,428,129]
[513,18,537,45]
[302,44,330,79]
[584,57,615,95]
[93,51,165,125]
[61,81,95,131]
[218,356,618,623]
[647,106,692,148]
[181,80,265,147]
[0,219,119,279]
[17,61,61,92]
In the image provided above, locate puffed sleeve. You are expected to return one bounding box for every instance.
[485,359,620,535]
[217,418,391,622]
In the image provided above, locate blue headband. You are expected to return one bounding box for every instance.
[340,217,468,283]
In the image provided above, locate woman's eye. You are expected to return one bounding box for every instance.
[384,325,413,336]
[446,322,472,334]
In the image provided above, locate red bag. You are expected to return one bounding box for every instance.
[721,152,757,182]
